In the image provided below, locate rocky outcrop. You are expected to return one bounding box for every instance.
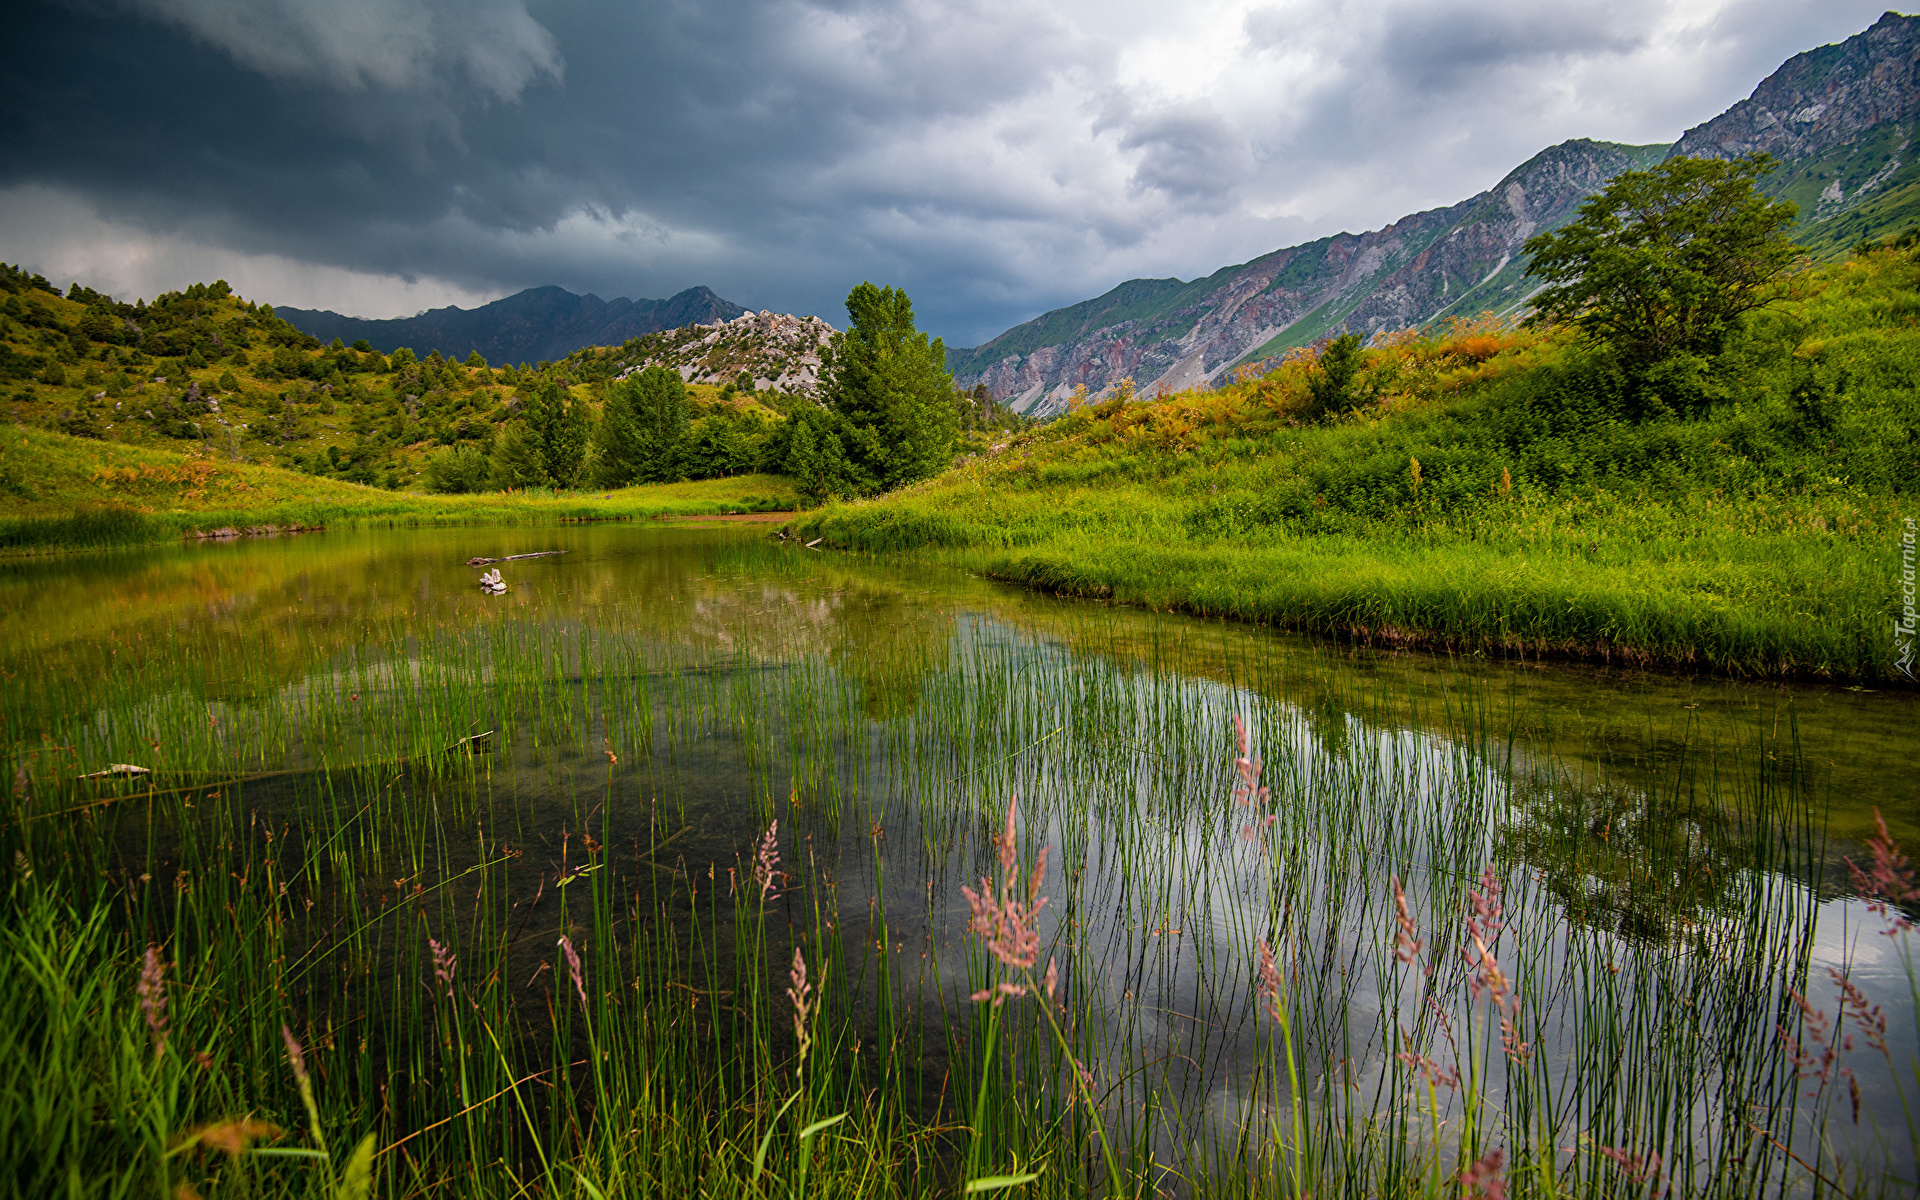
[612,310,836,395]
[1671,13,1920,164]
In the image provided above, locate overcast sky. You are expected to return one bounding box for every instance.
[0,0,1897,346]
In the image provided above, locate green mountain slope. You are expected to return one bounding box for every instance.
[950,13,1920,418]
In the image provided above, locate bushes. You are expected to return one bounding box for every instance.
[422,444,493,494]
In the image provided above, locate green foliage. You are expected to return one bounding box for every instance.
[795,248,1920,681]
[488,420,546,490]
[217,370,240,392]
[674,409,766,480]
[593,366,691,487]
[1524,154,1801,379]
[1303,334,1365,421]
[956,383,1029,434]
[422,444,494,494]
[521,379,590,489]
[817,283,958,495]
[781,405,863,504]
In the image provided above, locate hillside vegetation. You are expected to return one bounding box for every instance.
[799,245,1920,682]
[0,265,1023,548]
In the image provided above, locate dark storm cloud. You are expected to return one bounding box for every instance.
[0,0,1905,346]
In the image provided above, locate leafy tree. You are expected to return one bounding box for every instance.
[1523,154,1800,371]
[217,370,240,392]
[816,282,958,494]
[466,350,487,368]
[80,310,119,343]
[783,405,864,503]
[674,411,765,479]
[593,366,690,486]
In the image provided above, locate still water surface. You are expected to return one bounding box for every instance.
[4,521,1916,1191]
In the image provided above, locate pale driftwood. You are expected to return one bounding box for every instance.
[78,763,153,780]
[804,538,823,549]
[465,551,566,567]
[43,732,498,822]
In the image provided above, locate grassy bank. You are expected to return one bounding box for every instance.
[798,250,1920,683]
[0,425,797,553]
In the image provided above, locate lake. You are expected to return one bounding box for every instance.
[4,521,1915,1197]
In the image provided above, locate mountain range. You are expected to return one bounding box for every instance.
[276,285,747,365]
[948,11,1920,415]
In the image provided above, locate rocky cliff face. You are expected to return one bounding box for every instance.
[1673,13,1920,164]
[954,12,1920,417]
[1672,11,1920,229]
[613,309,836,394]
[276,284,747,365]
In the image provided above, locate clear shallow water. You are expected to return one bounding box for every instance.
[4,521,1916,1194]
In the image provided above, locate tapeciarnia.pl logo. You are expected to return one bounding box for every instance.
[1898,517,1917,680]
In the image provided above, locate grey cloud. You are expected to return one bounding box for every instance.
[1377,2,1648,92]
[2,0,1906,350]
[1112,104,1252,209]
[108,0,563,99]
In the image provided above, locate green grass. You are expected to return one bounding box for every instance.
[797,251,1920,683]
[0,425,798,552]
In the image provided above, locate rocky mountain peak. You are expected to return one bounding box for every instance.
[1672,12,1920,164]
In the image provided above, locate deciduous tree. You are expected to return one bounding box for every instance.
[816,282,958,494]
[1523,154,1800,370]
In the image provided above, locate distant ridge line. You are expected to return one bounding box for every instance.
[275,284,748,365]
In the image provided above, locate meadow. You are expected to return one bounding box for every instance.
[0,423,796,553]
[4,524,1915,1198]
[796,249,1920,683]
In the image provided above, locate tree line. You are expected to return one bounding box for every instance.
[424,282,1027,501]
